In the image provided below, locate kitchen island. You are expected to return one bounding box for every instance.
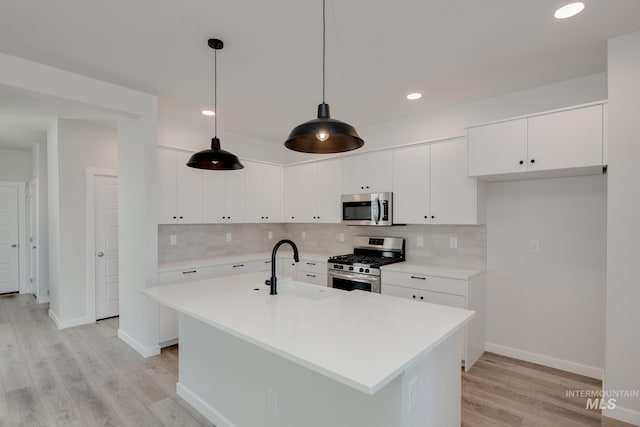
[143,271,474,427]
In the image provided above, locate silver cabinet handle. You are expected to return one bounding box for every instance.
[97,252,104,257]
[11,244,18,248]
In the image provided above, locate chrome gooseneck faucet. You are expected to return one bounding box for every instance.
[265,239,300,295]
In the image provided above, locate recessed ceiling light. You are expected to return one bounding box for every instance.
[202,110,215,116]
[407,93,422,100]
[554,2,585,19]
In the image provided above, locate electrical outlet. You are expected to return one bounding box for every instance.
[529,239,540,252]
[449,236,458,249]
[416,236,424,247]
[408,376,418,413]
[170,235,177,246]
[226,232,232,242]
[302,231,306,240]
[267,387,278,415]
[268,231,273,240]
[339,232,345,242]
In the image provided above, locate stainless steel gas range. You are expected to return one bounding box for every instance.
[327,236,405,293]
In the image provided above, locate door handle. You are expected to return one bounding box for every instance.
[97,252,105,257]
[11,244,18,248]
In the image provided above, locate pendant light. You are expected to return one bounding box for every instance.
[284,0,364,154]
[187,39,244,170]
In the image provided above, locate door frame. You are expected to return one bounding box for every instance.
[84,167,117,322]
[0,181,27,294]
[27,178,39,299]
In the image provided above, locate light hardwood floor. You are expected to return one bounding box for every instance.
[0,293,635,427]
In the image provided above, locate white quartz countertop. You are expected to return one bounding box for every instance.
[381,262,485,280]
[143,272,474,395]
[158,251,333,273]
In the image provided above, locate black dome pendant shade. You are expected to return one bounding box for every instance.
[187,39,244,170]
[284,0,364,154]
[285,103,364,153]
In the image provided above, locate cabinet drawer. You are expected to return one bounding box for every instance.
[158,266,216,285]
[297,259,327,274]
[257,259,279,272]
[381,271,466,296]
[215,262,259,278]
[296,271,327,287]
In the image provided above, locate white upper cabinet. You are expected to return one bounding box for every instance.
[342,151,393,194]
[431,138,482,224]
[468,103,606,180]
[527,104,603,172]
[158,147,203,224]
[202,168,246,223]
[467,118,527,177]
[245,161,283,223]
[393,139,483,225]
[284,158,342,223]
[392,144,430,224]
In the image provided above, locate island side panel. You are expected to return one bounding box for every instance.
[177,314,403,427]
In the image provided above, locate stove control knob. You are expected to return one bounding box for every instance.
[365,269,370,273]
[359,268,364,273]
[339,265,343,269]
[349,266,354,271]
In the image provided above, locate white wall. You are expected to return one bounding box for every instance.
[0,147,31,181]
[49,120,117,323]
[605,31,640,425]
[485,175,607,378]
[47,122,61,317]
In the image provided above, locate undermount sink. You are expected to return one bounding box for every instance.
[254,278,339,301]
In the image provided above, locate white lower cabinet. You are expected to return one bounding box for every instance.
[157,266,216,345]
[214,261,259,278]
[381,269,485,370]
[295,259,327,286]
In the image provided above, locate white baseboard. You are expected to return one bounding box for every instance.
[177,383,235,427]
[48,309,93,329]
[117,328,160,358]
[485,342,603,380]
[604,406,640,426]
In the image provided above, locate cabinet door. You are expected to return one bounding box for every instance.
[392,144,430,224]
[468,118,527,176]
[296,271,327,286]
[365,150,393,193]
[175,150,203,223]
[157,148,178,224]
[283,166,297,222]
[381,284,419,300]
[202,172,227,223]
[527,104,603,172]
[292,163,317,222]
[262,164,283,222]
[342,154,367,194]
[225,169,246,223]
[244,161,264,222]
[420,290,466,308]
[316,158,342,223]
[431,138,479,224]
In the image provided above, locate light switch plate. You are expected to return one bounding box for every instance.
[226,232,232,242]
[268,231,273,240]
[339,233,345,242]
[302,231,306,240]
[416,236,424,247]
[170,235,177,245]
[449,236,458,249]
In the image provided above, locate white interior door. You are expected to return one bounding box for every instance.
[0,186,20,294]
[95,175,119,319]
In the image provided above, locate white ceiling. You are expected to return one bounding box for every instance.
[1,0,640,150]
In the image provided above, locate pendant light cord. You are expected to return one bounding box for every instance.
[214,47,218,138]
[322,0,326,104]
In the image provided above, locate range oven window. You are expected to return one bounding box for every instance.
[342,201,372,221]
[332,277,372,292]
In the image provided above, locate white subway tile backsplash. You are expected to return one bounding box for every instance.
[159,223,486,268]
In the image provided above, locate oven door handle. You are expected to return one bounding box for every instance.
[329,270,380,283]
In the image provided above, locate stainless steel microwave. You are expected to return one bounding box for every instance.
[341,193,393,226]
